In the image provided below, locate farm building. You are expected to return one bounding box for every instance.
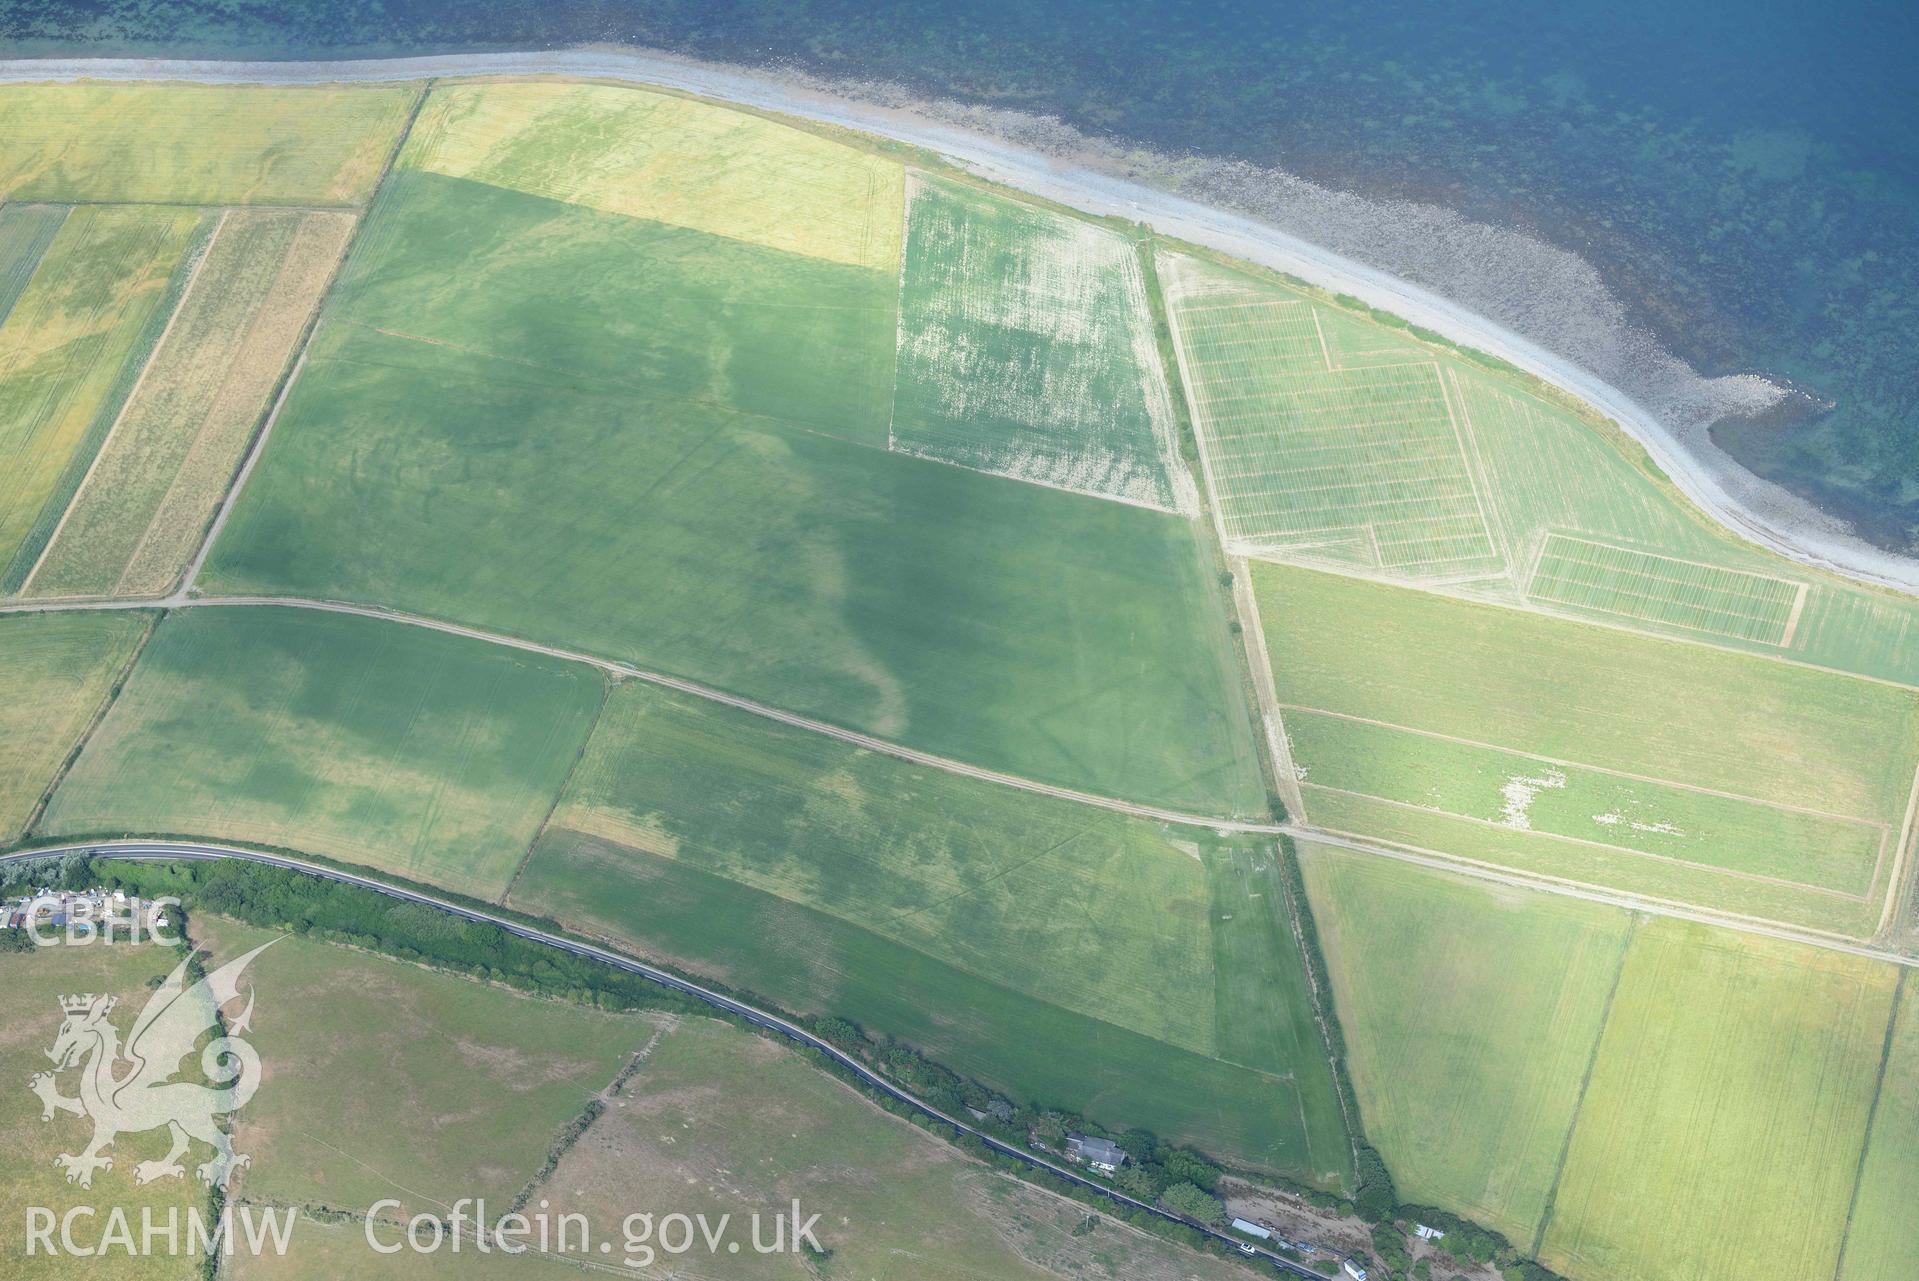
[1229,1218,1272,1240]
[1063,1133,1128,1174]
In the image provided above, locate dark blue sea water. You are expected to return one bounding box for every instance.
[6,0,1917,546]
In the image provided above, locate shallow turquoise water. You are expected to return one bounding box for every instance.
[4,0,1916,546]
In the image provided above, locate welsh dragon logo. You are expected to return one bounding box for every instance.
[28,941,273,1190]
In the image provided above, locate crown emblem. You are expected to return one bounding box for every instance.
[34,941,274,1192]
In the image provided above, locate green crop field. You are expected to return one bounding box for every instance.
[1539,919,1898,1281]
[326,169,899,443]
[203,167,1262,816]
[0,205,202,584]
[0,610,149,843]
[509,681,1350,1183]
[1441,364,1747,580]
[515,828,1346,1182]
[0,940,202,1281]
[1300,791,1884,936]
[1299,843,1632,1246]
[27,209,355,598]
[37,607,604,896]
[1205,844,1343,1112]
[541,683,1225,1054]
[893,174,1185,510]
[1839,972,1919,1281]
[1255,558,1919,932]
[0,83,419,205]
[195,917,647,1218]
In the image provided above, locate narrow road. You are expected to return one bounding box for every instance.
[6,590,1915,969]
[0,589,1286,832]
[1,840,1325,1279]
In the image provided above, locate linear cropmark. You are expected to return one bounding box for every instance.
[1524,533,1809,647]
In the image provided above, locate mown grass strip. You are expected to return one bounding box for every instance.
[1529,914,1637,1256]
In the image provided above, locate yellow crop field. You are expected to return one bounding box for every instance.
[1301,844,1632,1245]
[401,80,904,271]
[1540,920,1897,1281]
[0,205,200,579]
[0,83,419,205]
[27,208,356,598]
[1838,973,1919,1281]
[39,607,607,898]
[0,610,149,842]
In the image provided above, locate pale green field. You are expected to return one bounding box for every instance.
[197,917,648,1218]
[1163,248,1919,686]
[1309,301,1429,369]
[400,79,903,271]
[1450,363,1919,682]
[28,208,356,598]
[1288,708,1885,893]
[38,606,604,897]
[894,174,1184,509]
[0,205,201,583]
[1205,844,1342,1106]
[1540,919,1898,1281]
[516,826,1343,1179]
[1163,252,1499,577]
[1300,790,1882,936]
[318,167,901,445]
[0,610,149,842]
[1445,362,1753,576]
[1300,843,1632,1246]
[0,83,419,205]
[1257,558,1919,930]
[0,940,201,1281]
[1524,533,1804,644]
[1838,972,1919,1281]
